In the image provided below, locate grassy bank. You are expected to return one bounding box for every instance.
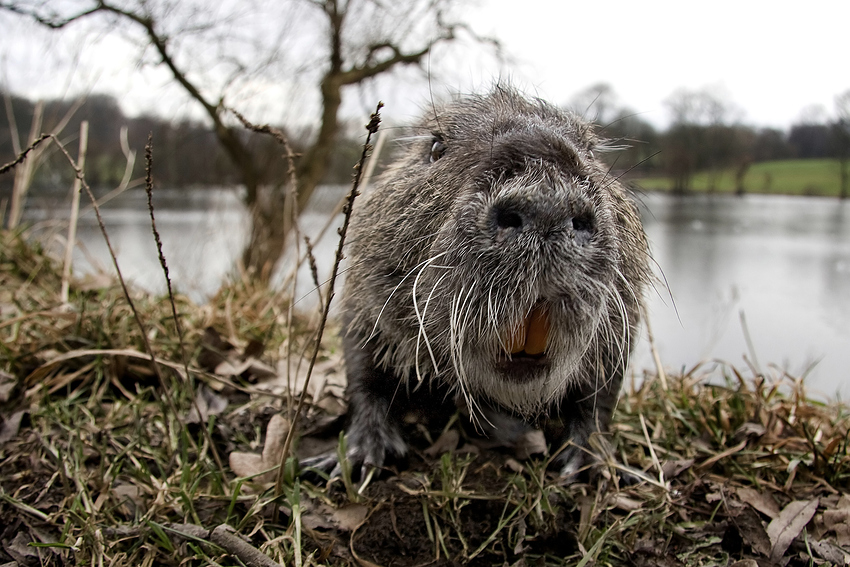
[636,158,846,197]
[1,230,849,566]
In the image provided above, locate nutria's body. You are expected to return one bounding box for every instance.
[322,87,650,478]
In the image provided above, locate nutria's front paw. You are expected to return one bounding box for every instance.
[299,424,406,483]
[344,419,407,479]
[553,442,642,486]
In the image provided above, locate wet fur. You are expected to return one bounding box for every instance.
[318,87,650,478]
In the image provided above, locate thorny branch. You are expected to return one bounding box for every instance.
[0,133,51,175]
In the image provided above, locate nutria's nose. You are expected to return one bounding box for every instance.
[491,197,595,246]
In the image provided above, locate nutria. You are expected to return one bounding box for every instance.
[308,86,650,479]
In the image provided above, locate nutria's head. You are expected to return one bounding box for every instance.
[343,87,650,418]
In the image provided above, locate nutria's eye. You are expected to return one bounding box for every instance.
[430,139,447,163]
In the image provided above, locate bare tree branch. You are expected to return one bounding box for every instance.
[1,0,495,280]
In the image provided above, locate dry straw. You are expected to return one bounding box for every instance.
[0,105,848,566]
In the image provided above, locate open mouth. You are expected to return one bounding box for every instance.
[503,304,550,359]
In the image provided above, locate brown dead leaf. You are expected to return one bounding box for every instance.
[301,500,336,531]
[611,494,642,512]
[197,327,234,371]
[332,504,370,532]
[229,414,290,484]
[0,410,25,445]
[729,505,771,557]
[0,370,16,402]
[4,532,38,564]
[661,459,694,479]
[733,422,766,444]
[186,385,228,424]
[767,498,819,562]
[214,357,277,381]
[807,538,850,565]
[424,429,459,457]
[229,452,267,480]
[822,494,850,547]
[113,482,144,517]
[705,490,723,504]
[736,486,780,519]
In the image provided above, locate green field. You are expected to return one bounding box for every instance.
[636,158,847,197]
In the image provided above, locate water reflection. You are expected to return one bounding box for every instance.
[24,188,850,397]
[633,193,850,397]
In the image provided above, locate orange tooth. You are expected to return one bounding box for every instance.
[524,306,550,355]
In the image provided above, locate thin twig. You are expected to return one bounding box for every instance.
[0,133,51,176]
[60,120,88,303]
[303,235,323,307]
[227,107,303,417]
[274,102,384,511]
[279,127,387,293]
[644,315,668,392]
[143,134,228,479]
[47,133,194,462]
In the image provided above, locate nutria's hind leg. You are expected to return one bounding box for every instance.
[340,334,409,478]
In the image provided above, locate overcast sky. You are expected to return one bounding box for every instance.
[1,0,847,130]
[463,0,849,128]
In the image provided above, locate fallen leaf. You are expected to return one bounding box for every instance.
[186,385,228,424]
[229,414,290,484]
[661,459,694,480]
[822,494,850,546]
[807,538,850,565]
[705,491,723,504]
[611,494,642,512]
[261,414,289,465]
[301,501,336,531]
[197,327,234,371]
[736,486,780,519]
[0,370,16,402]
[0,410,25,445]
[767,498,819,562]
[113,482,144,517]
[729,505,771,557]
[4,532,41,564]
[332,504,370,531]
[733,422,766,444]
[229,452,268,481]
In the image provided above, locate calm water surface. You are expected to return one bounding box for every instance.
[24,187,850,397]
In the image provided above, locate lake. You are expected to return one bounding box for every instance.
[22,186,850,398]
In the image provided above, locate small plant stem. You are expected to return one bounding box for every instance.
[273,102,384,516]
[143,134,227,481]
[61,120,88,304]
[48,133,198,462]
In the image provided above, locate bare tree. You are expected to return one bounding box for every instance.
[1,0,491,281]
[662,87,745,193]
[569,82,620,126]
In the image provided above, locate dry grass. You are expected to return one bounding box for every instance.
[2,106,848,566]
[1,228,849,566]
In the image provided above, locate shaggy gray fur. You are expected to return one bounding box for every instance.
[308,86,650,479]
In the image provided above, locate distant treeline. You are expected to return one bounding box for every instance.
[0,92,365,194]
[590,108,849,194]
[1,90,848,196]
